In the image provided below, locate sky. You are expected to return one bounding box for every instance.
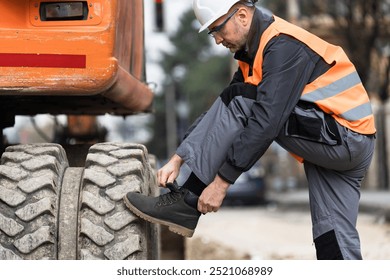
[144,0,200,94]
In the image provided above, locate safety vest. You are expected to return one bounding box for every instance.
[239,16,376,136]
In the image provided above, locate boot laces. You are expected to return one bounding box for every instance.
[157,182,185,206]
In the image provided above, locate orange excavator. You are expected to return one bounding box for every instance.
[0,0,153,148]
[0,0,160,260]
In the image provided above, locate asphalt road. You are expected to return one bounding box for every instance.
[186,206,390,260]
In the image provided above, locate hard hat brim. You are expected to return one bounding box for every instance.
[198,17,220,33]
[197,5,233,33]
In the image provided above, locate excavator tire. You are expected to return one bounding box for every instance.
[0,142,159,260]
[0,143,68,259]
[77,142,159,260]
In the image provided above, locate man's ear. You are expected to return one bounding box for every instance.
[236,8,251,27]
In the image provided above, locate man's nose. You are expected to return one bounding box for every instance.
[213,34,223,45]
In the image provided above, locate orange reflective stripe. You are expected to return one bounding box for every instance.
[302,63,356,94]
[302,73,373,122]
[316,84,369,112]
[340,101,373,122]
[334,115,376,134]
[303,72,362,102]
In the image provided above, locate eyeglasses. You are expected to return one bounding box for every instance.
[208,9,239,38]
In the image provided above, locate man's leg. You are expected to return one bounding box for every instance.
[177,83,257,186]
[304,162,362,259]
[124,84,257,236]
[276,125,375,259]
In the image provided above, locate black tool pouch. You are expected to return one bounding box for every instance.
[285,102,341,145]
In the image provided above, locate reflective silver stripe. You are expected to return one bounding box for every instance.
[340,102,373,121]
[301,71,362,103]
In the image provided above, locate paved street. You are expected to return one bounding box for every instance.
[187,203,390,260]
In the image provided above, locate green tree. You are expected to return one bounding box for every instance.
[147,9,231,159]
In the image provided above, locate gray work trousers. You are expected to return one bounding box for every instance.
[176,94,375,260]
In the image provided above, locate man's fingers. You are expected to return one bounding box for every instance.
[197,200,219,214]
[167,173,176,184]
[197,201,205,214]
[157,171,168,187]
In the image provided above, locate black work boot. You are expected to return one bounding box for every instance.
[123,182,201,237]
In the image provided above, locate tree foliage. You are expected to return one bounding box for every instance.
[147,9,231,159]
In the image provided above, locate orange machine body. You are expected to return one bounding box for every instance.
[0,0,153,116]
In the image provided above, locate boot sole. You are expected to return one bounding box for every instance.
[123,195,195,238]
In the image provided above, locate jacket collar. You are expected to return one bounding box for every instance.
[234,8,274,64]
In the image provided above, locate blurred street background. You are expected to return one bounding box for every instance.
[3,0,390,259]
[186,193,390,260]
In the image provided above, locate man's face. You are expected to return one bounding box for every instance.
[208,8,249,53]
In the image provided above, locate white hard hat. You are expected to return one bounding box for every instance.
[193,0,241,33]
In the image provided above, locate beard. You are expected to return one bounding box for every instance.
[226,22,248,53]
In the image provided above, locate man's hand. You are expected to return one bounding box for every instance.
[198,175,230,214]
[157,154,184,187]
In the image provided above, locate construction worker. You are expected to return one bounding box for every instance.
[124,0,376,260]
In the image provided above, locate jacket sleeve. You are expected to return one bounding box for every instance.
[218,35,320,184]
[230,67,245,85]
